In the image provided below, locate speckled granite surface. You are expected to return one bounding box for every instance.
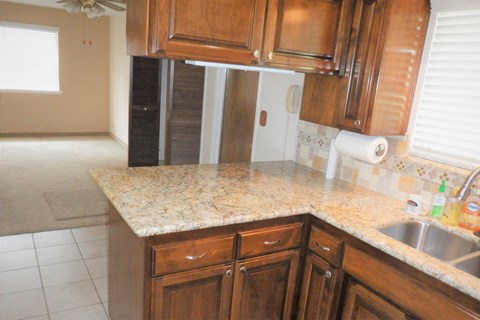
[90,161,480,301]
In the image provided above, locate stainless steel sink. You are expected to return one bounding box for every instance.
[378,221,480,261]
[453,255,480,278]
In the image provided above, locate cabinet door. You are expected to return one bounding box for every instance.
[231,250,300,320]
[336,0,388,132]
[297,253,343,320]
[150,0,267,65]
[151,264,234,320]
[263,0,354,72]
[342,281,410,320]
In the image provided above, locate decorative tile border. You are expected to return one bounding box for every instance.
[295,121,471,203]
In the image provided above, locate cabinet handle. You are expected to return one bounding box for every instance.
[253,50,260,58]
[325,271,332,279]
[354,119,361,128]
[225,269,233,278]
[267,52,274,60]
[315,242,331,252]
[185,253,206,260]
[240,266,247,273]
[264,239,281,246]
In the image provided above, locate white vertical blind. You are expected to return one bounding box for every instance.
[410,10,480,170]
[0,22,60,92]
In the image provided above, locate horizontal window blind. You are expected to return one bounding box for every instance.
[410,10,480,170]
[0,22,60,92]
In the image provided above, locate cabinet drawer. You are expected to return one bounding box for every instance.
[152,235,235,276]
[308,226,343,266]
[237,223,303,259]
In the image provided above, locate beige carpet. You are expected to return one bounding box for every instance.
[0,136,127,236]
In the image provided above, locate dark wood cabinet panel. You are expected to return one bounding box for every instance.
[341,281,409,320]
[151,263,234,320]
[263,0,354,72]
[300,0,431,136]
[150,0,267,65]
[231,250,300,320]
[297,253,343,320]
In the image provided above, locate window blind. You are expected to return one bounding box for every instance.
[410,10,480,170]
[0,22,60,92]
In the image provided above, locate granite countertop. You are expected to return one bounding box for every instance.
[90,161,480,301]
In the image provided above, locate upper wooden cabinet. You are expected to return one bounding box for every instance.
[126,0,355,72]
[300,0,431,136]
[263,0,354,72]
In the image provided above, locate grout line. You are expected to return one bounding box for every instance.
[33,240,51,317]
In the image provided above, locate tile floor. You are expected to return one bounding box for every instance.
[0,225,109,320]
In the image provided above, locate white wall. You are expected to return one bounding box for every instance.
[199,67,226,164]
[251,72,305,162]
[109,13,130,145]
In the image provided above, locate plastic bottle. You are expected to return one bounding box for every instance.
[430,180,447,218]
[459,186,480,231]
[441,188,462,226]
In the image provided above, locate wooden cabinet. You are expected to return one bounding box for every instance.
[231,250,300,319]
[262,0,354,72]
[151,264,234,320]
[126,0,355,72]
[300,0,431,136]
[341,281,410,320]
[297,253,343,320]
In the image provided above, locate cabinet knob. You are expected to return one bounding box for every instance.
[267,52,274,60]
[325,271,332,279]
[253,50,260,58]
[354,119,361,128]
[240,266,247,273]
[225,269,233,278]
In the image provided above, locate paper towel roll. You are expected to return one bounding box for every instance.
[334,130,388,164]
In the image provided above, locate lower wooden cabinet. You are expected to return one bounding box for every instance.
[297,253,343,320]
[231,250,300,320]
[151,263,234,320]
[341,281,410,320]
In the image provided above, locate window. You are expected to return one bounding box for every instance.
[0,22,60,92]
[409,10,480,170]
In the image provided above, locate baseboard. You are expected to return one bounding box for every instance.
[109,132,128,148]
[0,132,110,137]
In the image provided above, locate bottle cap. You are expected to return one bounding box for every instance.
[439,179,446,193]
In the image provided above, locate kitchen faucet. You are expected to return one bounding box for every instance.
[456,167,480,201]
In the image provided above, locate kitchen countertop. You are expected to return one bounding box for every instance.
[90,161,480,301]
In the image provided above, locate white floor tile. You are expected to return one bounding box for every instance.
[40,260,90,287]
[78,240,108,259]
[0,267,42,295]
[50,303,108,320]
[24,315,49,320]
[0,249,37,272]
[0,233,34,253]
[72,225,107,243]
[103,301,108,316]
[85,256,108,279]
[36,244,82,266]
[44,279,101,313]
[0,288,48,320]
[92,276,108,302]
[33,229,75,248]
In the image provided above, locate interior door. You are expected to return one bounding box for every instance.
[219,69,259,163]
[164,61,205,165]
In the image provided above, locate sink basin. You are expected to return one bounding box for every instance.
[454,255,480,279]
[378,221,480,261]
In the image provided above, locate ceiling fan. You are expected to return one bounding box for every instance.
[57,0,126,19]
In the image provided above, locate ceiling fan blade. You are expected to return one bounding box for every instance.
[97,0,126,11]
[105,0,126,3]
[56,0,72,3]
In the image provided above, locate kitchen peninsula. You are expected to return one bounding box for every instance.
[91,161,480,319]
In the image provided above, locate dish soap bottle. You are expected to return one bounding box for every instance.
[441,187,462,226]
[431,180,447,218]
[459,186,480,231]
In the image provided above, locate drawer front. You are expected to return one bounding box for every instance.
[308,226,343,266]
[153,235,235,276]
[238,223,303,259]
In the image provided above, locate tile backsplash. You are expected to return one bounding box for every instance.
[295,120,470,204]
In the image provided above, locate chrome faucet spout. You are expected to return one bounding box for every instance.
[457,167,480,201]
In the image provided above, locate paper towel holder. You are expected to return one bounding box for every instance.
[375,144,387,157]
